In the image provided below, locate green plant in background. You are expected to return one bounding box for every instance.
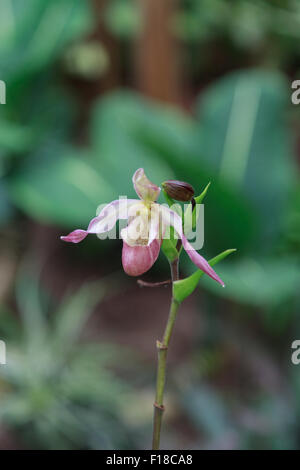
[103,0,300,76]
[0,0,300,451]
[0,0,94,225]
[104,0,300,53]
[0,261,134,450]
[174,0,300,50]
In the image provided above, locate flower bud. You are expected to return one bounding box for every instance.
[162,180,195,202]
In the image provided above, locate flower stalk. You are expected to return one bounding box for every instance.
[60,168,235,449]
[152,258,180,450]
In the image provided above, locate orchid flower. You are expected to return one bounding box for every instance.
[61,168,234,450]
[61,168,224,287]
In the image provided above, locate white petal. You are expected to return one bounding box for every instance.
[132,168,161,202]
[88,198,139,234]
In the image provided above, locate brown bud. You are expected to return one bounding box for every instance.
[162,180,195,202]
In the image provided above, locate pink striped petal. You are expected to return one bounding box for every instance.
[61,229,88,243]
[122,239,161,276]
[60,198,138,243]
[160,205,225,287]
[181,235,225,287]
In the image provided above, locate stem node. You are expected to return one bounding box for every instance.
[153,402,165,411]
[156,340,168,350]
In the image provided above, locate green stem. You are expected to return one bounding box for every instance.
[152,259,180,450]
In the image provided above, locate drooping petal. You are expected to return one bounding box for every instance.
[61,198,138,243]
[160,205,225,287]
[122,239,161,276]
[181,235,225,287]
[133,168,161,202]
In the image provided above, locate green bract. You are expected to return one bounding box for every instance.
[173,249,236,303]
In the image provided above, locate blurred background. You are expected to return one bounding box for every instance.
[0,0,299,450]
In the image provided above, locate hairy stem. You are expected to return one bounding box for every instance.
[152,258,180,450]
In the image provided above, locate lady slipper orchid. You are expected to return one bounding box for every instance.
[61,168,224,286]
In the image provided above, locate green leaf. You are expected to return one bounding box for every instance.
[8,147,115,227]
[173,249,236,303]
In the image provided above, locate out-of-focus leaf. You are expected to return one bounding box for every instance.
[8,148,115,227]
[104,0,141,39]
[173,249,236,303]
[0,180,13,223]
[0,266,134,450]
[53,281,105,355]
[196,69,297,251]
[0,0,94,83]
[174,0,300,49]
[283,184,300,251]
[90,92,176,198]
[182,385,232,439]
[0,120,33,154]
[198,256,299,308]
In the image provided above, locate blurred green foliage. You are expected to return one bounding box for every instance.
[104,0,300,73]
[0,262,135,450]
[175,0,300,48]
[0,0,300,450]
[0,0,94,224]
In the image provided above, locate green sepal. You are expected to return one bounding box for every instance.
[173,249,236,303]
[194,182,211,206]
[184,182,211,234]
